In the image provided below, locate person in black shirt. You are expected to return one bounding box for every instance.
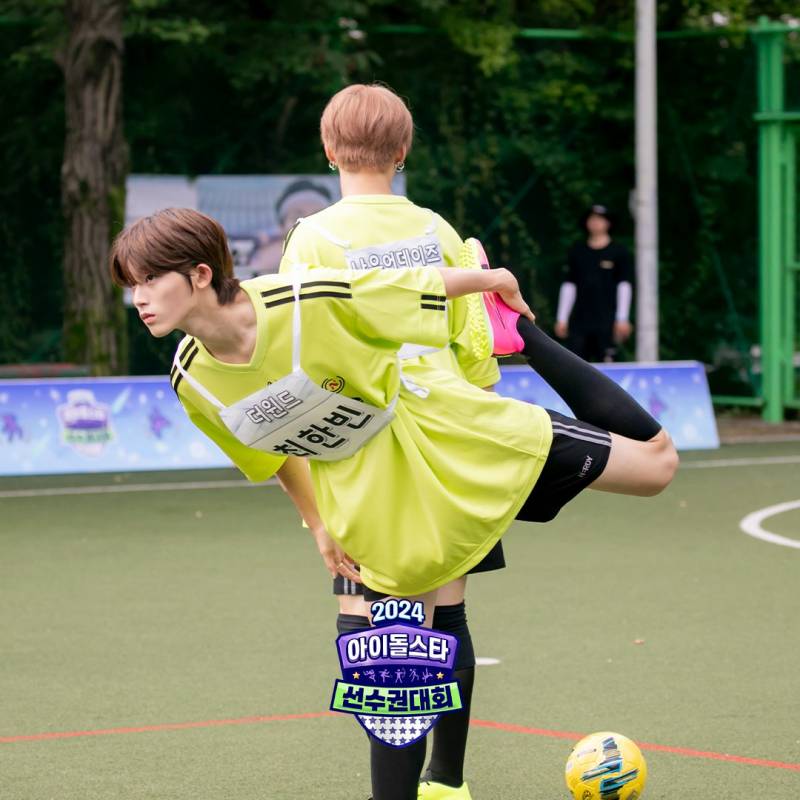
[554,204,634,362]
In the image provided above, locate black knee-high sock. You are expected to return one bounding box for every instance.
[371,738,427,800]
[516,317,661,441]
[338,613,427,800]
[422,602,476,788]
[422,667,474,787]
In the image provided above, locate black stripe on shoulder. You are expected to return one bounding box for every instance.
[264,296,295,309]
[261,285,294,298]
[281,220,301,255]
[421,303,447,311]
[298,290,352,301]
[264,291,352,309]
[183,345,199,372]
[421,294,446,302]
[178,337,196,363]
[171,344,199,394]
[302,280,351,290]
[261,279,351,299]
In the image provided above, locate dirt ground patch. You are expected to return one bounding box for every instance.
[716,414,800,443]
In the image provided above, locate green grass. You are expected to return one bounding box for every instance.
[1,441,799,799]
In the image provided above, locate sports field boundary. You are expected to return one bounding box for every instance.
[0,478,274,498]
[3,713,799,772]
[469,719,800,772]
[0,712,336,743]
[2,453,799,499]
[739,499,800,549]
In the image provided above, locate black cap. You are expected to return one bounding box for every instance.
[580,204,614,231]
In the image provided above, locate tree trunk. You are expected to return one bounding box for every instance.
[61,0,128,375]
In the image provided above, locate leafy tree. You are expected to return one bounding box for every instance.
[0,0,796,390]
[61,0,127,375]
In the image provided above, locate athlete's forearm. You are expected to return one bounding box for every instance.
[437,266,514,299]
[436,267,535,322]
[277,458,362,583]
[276,457,323,531]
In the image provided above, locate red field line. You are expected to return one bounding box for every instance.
[0,712,336,743]
[470,719,800,772]
[3,712,799,772]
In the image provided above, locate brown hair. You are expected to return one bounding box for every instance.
[109,207,240,304]
[320,83,413,171]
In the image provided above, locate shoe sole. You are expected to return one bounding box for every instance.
[457,238,494,361]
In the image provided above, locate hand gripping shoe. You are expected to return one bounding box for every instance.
[458,238,524,356]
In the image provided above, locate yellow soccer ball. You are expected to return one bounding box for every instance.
[565,731,647,800]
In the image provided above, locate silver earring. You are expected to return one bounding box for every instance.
[328,161,338,171]
[395,162,405,173]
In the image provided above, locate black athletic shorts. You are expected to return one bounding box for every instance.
[355,410,611,603]
[515,409,612,523]
[333,540,506,597]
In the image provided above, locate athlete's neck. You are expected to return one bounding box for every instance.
[182,289,257,364]
[587,233,611,250]
[338,168,395,197]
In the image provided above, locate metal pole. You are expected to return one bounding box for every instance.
[753,16,785,422]
[635,0,659,361]
[783,130,796,409]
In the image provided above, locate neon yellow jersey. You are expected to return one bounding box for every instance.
[280,194,500,389]
[173,268,552,597]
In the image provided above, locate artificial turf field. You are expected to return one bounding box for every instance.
[1,440,799,799]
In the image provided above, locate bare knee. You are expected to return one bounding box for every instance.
[435,576,467,606]
[642,429,679,496]
[338,594,371,616]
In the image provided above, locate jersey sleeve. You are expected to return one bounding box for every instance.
[179,394,286,483]
[347,267,451,351]
[436,215,501,388]
[279,220,321,272]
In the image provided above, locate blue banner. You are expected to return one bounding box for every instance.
[0,377,230,476]
[0,361,718,476]
[496,360,719,450]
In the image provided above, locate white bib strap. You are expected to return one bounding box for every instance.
[397,358,430,399]
[171,355,225,410]
[422,209,437,236]
[296,216,350,249]
[291,270,303,373]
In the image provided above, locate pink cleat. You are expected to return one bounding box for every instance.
[459,238,525,356]
[484,291,526,356]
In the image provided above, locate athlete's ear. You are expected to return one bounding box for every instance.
[323,145,337,164]
[193,263,214,290]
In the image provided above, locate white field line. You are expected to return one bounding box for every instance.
[0,454,798,499]
[739,500,800,550]
[681,455,800,469]
[0,479,275,499]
